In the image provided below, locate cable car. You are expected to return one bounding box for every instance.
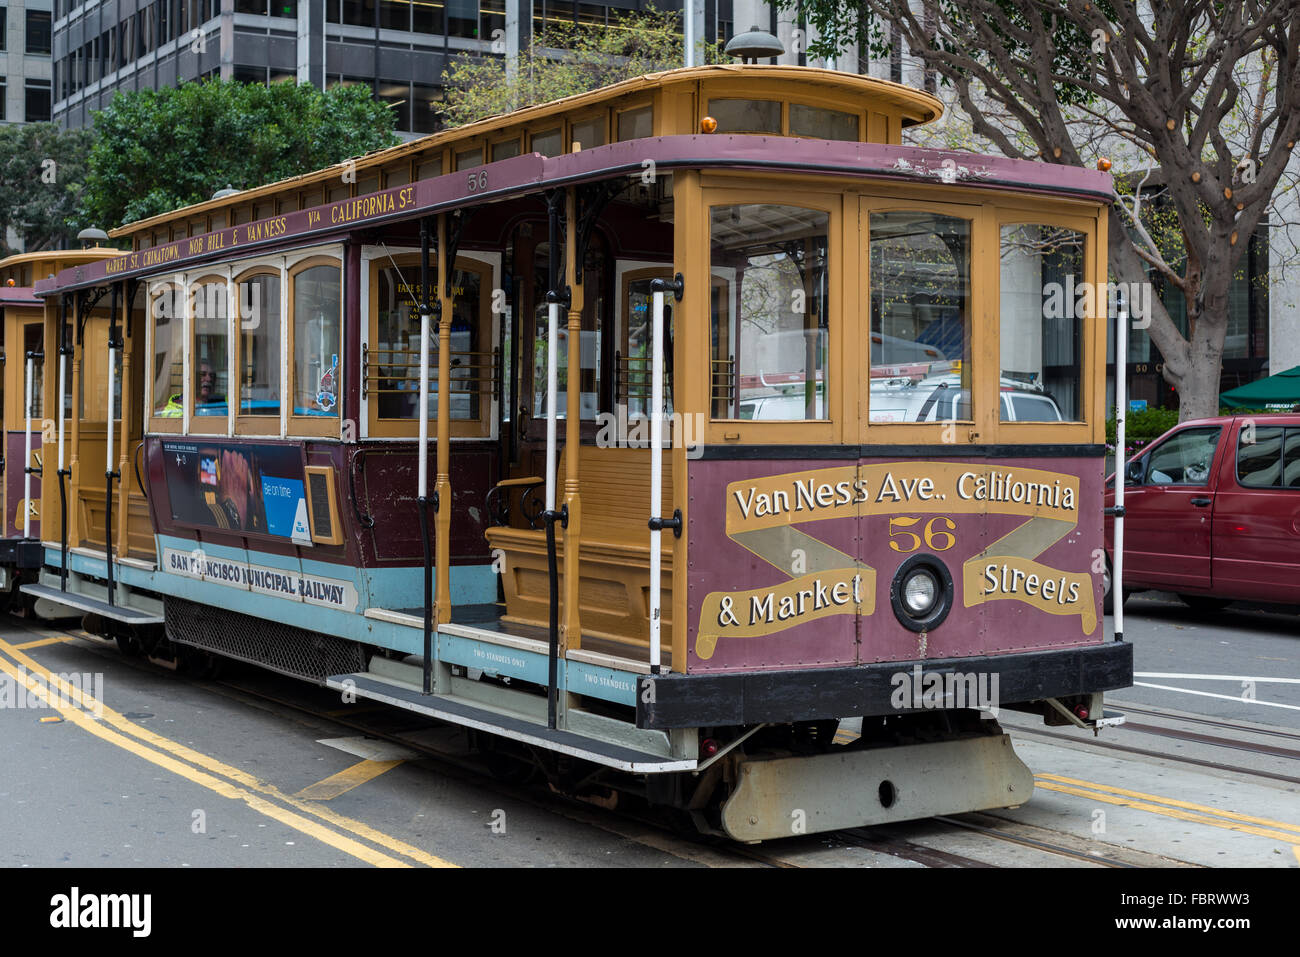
[30,65,1131,841]
[0,248,119,610]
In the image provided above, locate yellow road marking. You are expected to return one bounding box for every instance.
[1035,780,1300,847]
[1037,773,1300,835]
[39,715,63,723]
[14,635,79,651]
[0,655,410,867]
[0,637,456,868]
[1294,846,1300,866]
[296,759,404,800]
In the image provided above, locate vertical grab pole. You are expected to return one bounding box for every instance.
[543,190,569,730]
[647,275,683,675]
[648,288,665,675]
[1113,290,1128,641]
[106,283,120,606]
[58,296,69,590]
[60,296,72,590]
[417,218,434,694]
[22,349,35,540]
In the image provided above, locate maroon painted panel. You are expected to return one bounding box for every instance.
[4,431,39,538]
[687,455,1104,673]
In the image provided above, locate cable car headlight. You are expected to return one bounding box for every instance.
[890,555,953,632]
[902,569,938,616]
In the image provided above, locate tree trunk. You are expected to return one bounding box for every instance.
[1175,304,1229,421]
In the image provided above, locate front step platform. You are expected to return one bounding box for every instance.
[20,583,165,625]
[326,672,696,774]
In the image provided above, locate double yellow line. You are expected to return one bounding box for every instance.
[1036,772,1300,862]
[0,635,456,868]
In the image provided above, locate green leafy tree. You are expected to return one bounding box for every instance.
[780,0,1300,420]
[441,6,724,127]
[81,79,400,229]
[0,123,96,255]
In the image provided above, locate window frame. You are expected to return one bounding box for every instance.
[287,255,345,438]
[859,194,987,444]
[993,210,1100,444]
[363,250,496,439]
[617,264,676,417]
[147,276,188,434]
[698,184,843,446]
[233,265,286,436]
[187,272,234,436]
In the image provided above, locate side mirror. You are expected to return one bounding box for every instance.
[1125,459,1145,485]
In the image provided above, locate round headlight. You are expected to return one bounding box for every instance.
[889,555,954,632]
[902,570,938,616]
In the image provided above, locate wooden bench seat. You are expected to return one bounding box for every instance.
[485,445,674,651]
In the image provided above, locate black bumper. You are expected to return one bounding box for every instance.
[636,641,1133,730]
[0,538,45,570]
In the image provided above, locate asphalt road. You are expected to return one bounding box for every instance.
[1111,591,1299,728]
[1,594,1296,870]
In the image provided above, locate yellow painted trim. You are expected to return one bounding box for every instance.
[112,66,942,241]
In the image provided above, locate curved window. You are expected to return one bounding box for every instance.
[152,282,185,422]
[710,204,830,421]
[237,272,282,420]
[999,224,1085,422]
[868,211,971,423]
[191,279,230,430]
[292,263,342,421]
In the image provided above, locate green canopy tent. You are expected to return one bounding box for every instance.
[1220,365,1300,411]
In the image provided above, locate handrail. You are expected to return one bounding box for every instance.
[22,348,42,540]
[1113,290,1128,644]
[646,273,684,676]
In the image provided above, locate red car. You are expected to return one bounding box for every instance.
[1104,413,1300,611]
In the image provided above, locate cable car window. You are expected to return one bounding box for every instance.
[869,210,971,422]
[530,239,606,422]
[23,323,43,419]
[622,274,673,418]
[238,272,281,419]
[192,280,229,423]
[710,204,830,421]
[152,284,184,418]
[571,116,605,150]
[491,138,521,161]
[456,147,483,170]
[999,224,1085,421]
[616,105,652,141]
[293,264,341,419]
[531,128,562,157]
[373,261,486,423]
[789,104,858,141]
[709,99,781,134]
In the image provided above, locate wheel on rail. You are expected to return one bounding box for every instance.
[116,634,143,657]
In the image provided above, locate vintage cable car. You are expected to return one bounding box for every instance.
[30,65,1131,841]
[0,248,119,607]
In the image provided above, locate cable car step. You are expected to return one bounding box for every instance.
[19,583,165,625]
[326,672,697,774]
